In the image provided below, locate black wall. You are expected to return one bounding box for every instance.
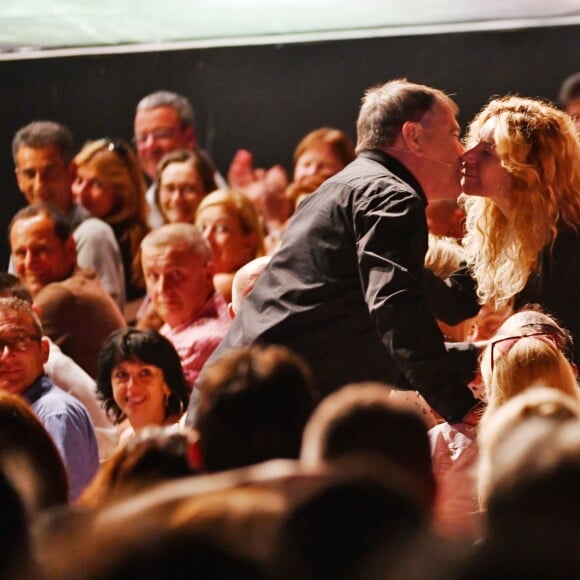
[1,24,579,266]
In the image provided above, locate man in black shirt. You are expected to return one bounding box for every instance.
[187,79,482,424]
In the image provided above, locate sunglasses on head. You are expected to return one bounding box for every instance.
[490,322,575,372]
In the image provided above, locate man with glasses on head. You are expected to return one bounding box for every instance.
[11,120,126,310]
[0,297,99,500]
[134,90,226,228]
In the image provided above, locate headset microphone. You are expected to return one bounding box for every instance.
[386,147,458,168]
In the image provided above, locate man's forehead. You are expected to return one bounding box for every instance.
[135,105,180,128]
[0,311,35,332]
[421,99,458,128]
[143,245,200,266]
[16,145,66,166]
[11,215,58,241]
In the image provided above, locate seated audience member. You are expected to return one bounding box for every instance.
[0,297,99,500]
[0,391,69,515]
[229,255,271,318]
[300,382,436,510]
[136,150,218,331]
[460,391,580,580]
[477,386,580,511]
[12,120,126,309]
[9,204,126,378]
[292,127,356,184]
[78,426,201,509]
[154,149,218,224]
[195,188,265,302]
[72,138,150,315]
[140,224,231,387]
[0,273,119,461]
[133,90,225,228]
[195,344,318,472]
[228,128,355,248]
[429,308,579,539]
[559,70,580,130]
[96,328,190,441]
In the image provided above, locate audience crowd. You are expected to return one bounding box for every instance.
[1,73,580,579]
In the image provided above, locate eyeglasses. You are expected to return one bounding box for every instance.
[105,139,133,168]
[0,332,42,355]
[133,128,178,146]
[490,322,574,372]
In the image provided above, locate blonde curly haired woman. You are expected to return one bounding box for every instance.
[460,96,580,363]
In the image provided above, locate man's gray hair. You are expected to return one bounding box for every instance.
[135,90,195,129]
[12,121,74,164]
[141,223,210,263]
[355,78,457,154]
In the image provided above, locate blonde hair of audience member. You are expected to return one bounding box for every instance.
[73,139,150,292]
[461,96,580,308]
[229,255,271,319]
[300,382,436,509]
[0,391,69,516]
[78,426,200,509]
[154,149,217,224]
[480,325,579,415]
[195,188,265,302]
[477,387,580,510]
[293,127,355,183]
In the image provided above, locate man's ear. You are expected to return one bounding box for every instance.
[400,120,422,152]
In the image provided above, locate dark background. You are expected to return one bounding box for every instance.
[1,23,579,266]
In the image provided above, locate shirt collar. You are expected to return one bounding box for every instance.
[21,373,52,406]
[359,149,427,205]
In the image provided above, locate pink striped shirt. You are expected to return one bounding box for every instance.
[160,292,231,388]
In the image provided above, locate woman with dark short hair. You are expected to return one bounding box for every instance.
[97,328,190,441]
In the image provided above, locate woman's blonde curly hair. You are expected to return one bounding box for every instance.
[461,96,580,308]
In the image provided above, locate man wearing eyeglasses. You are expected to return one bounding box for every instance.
[11,120,126,311]
[134,90,226,228]
[0,297,99,500]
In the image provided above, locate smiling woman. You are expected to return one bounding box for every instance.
[460,95,580,362]
[96,328,190,438]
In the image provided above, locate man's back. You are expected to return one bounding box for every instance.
[35,269,126,378]
[210,152,420,393]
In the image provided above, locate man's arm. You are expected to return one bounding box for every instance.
[354,187,478,422]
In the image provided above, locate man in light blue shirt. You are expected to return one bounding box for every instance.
[0,297,98,500]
